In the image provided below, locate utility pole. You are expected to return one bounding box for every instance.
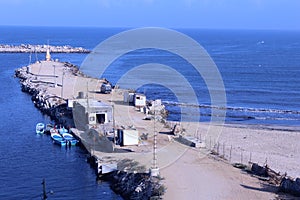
[53,65,56,87]
[42,179,47,200]
[61,71,64,99]
[112,105,115,151]
[41,178,53,199]
[86,81,89,111]
[151,102,159,176]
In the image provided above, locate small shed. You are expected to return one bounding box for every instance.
[134,93,146,108]
[123,91,134,103]
[73,99,113,131]
[117,129,139,146]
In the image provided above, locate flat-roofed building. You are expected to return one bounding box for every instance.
[73,99,113,131]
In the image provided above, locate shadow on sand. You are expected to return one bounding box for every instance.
[240,183,300,200]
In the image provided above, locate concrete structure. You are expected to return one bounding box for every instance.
[178,135,206,148]
[134,93,146,108]
[73,99,113,131]
[123,91,134,103]
[117,129,139,146]
[97,163,118,175]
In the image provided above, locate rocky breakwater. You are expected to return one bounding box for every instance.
[1,44,91,53]
[99,159,166,200]
[14,61,85,127]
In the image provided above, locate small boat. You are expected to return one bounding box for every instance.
[66,139,79,146]
[51,131,66,146]
[58,127,68,134]
[45,124,54,134]
[36,123,45,134]
[61,132,79,146]
[50,128,58,134]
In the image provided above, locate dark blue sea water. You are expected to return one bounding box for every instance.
[0,26,300,199]
[99,28,300,126]
[0,28,122,200]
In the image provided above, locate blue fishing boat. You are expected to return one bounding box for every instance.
[58,127,68,135]
[50,129,66,146]
[61,132,79,146]
[36,123,45,134]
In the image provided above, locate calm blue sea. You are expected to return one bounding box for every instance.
[0,27,122,200]
[0,26,300,199]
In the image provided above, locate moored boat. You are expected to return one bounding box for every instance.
[59,127,68,135]
[50,131,66,146]
[45,124,54,134]
[61,132,79,146]
[36,123,45,134]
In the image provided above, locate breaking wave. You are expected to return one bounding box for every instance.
[163,100,300,123]
[163,100,300,115]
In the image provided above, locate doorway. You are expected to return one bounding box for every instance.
[96,113,106,124]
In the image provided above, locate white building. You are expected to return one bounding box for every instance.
[72,99,113,131]
[134,93,146,108]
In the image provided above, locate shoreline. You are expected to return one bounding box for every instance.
[189,121,300,178]
[14,58,300,199]
[205,121,300,132]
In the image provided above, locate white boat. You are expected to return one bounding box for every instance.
[36,123,45,134]
[45,124,54,133]
[49,128,58,135]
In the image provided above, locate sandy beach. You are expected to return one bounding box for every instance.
[161,148,276,199]
[159,122,300,199]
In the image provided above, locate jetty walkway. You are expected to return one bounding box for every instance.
[15,55,176,198]
[14,57,186,170]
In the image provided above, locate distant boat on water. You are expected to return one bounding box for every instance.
[257,40,265,45]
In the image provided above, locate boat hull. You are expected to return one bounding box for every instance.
[51,133,66,146]
[62,133,79,146]
[53,139,67,146]
[36,123,45,134]
[50,131,78,146]
[65,139,79,146]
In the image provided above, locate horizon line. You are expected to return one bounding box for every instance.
[0,24,300,32]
